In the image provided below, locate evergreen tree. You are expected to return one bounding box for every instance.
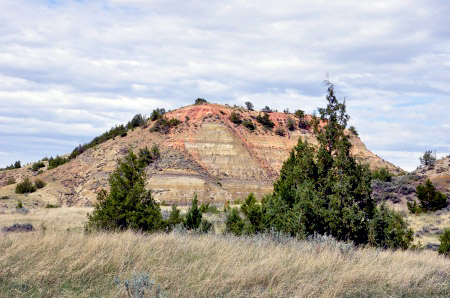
[184,194,202,230]
[86,151,164,232]
[409,179,448,212]
[261,80,411,247]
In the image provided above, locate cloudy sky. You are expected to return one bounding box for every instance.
[0,0,449,171]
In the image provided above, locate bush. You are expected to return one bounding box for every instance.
[262,106,272,113]
[245,101,254,110]
[6,177,16,185]
[150,108,166,121]
[199,203,219,214]
[368,204,413,249]
[256,113,274,129]
[438,229,450,256]
[127,114,147,129]
[195,98,207,105]
[31,161,45,172]
[150,117,181,134]
[16,200,23,209]
[167,205,183,230]
[243,119,255,131]
[420,150,436,166]
[48,156,68,170]
[34,179,46,189]
[1,161,21,171]
[45,204,60,208]
[137,146,160,168]
[371,167,393,182]
[349,125,359,136]
[15,178,36,194]
[294,109,304,119]
[0,196,9,200]
[184,195,202,230]
[286,117,295,131]
[229,112,242,125]
[225,208,245,236]
[200,219,213,233]
[114,271,164,298]
[86,151,164,232]
[408,179,448,213]
[275,128,285,136]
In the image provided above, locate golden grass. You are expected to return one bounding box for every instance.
[0,230,449,297]
[407,211,450,245]
[0,207,92,233]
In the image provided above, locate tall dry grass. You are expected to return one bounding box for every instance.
[0,230,449,297]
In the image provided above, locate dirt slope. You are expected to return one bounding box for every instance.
[0,103,402,206]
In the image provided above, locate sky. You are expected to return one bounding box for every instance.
[0,0,449,171]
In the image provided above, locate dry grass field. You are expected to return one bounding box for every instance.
[0,207,449,297]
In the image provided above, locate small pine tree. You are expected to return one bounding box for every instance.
[195,98,207,105]
[420,150,436,166]
[225,208,245,236]
[410,179,448,213]
[368,204,413,249]
[245,101,254,110]
[438,229,450,256]
[184,194,202,230]
[229,112,242,125]
[86,151,164,232]
[167,205,183,230]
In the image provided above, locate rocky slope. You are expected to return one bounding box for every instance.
[0,103,402,206]
[372,155,450,211]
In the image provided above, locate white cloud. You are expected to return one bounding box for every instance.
[0,0,449,170]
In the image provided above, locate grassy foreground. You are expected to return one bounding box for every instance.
[0,231,449,297]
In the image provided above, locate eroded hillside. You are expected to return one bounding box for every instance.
[0,103,402,206]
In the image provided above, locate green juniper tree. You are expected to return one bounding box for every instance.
[86,151,164,232]
[234,80,413,248]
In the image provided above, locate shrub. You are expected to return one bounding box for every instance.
[371,167,393,182]
[45,204,60,208]
[150,108,166,121]
[114,271,164,298]
[240,193,256,216]
[242,119,255,131]
[34,179,46,189]
[31,161,45,172]
[1,161,21,171]
[275,128,285,136]
[86,151,164,232]
[167,205,183,229]
[16,200,23,209]
[0,196,9,200]
[195,98,207,105]
[294,109,305,119]
[150,117,180,134]
[229,112,242,125]
[48,156,68,170]
[408,179,448,213]
[245,101,254,110]
[225,208,245,236]
[420,150,436,166]
[184,195,202,230]
[15,178,36,194]
[200,219,213,233]
[438,229,450,256]
[368,204,413,249]
[349,125,359,136]
[262,106,272,113]
[137,146,160,168]
[6,177,16,185]
[286,117,295,131]
[256,113,274,129]
[126,114,147,129]
[199,203,219,214]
